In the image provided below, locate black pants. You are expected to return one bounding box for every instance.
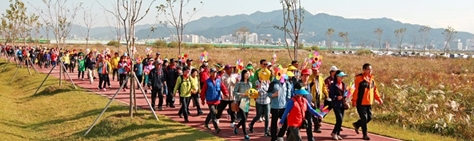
[332,107,345,135]
[178,97,191,120]
[166,84,175,106]
[98,74,107,89]
[313,106,322,130]
[106,74,111,87]
[119,74,128,89]
[151,88,163,109]
[112,69,118,80]
[287,127,302,141]
[235,101,249,135]
[305,110,314,140]
[69,62,75,73]
[205,104,220,130]
[354,105,372,136]
[78,71,84,79]
[190,93,202,113]
[136,75,143,86]
[216,100,236,123]
[270,108,288,140]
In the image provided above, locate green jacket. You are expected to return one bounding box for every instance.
[78,59,85,71]
[173,76,197,98]
[250,68,262,88]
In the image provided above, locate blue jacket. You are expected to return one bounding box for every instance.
[269,80,292,109]
[204,78,222,102]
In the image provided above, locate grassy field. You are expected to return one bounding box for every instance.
[0,61,224,141]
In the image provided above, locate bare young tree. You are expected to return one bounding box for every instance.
[410,31,418,51]
[113,0,156,117]
[325,28,334,51]
[234,26,250,49]
[338,31,349,51]
[275,0,304,61]
[79,5,98,49]
[374,28,383,50]
[99,1,123,51]
[40,0,82,48]
[394,28,407,53]
[442,26,457,54]
[157,0,203,55]
[419,25,431,53]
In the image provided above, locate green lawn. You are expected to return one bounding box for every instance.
[0,62,224,141]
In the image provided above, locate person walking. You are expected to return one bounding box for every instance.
[352,63,383,140]
[249,63,272,136]
[329,70,349,140]
[216,65,238,128]
[309,67,327,133]
[148,60,166,111]
[134,57,144,88]
[97,55,111,91]
[232,69,252,140]
[323,66,339,113]
[111,52,120,81]
[269,71,292,141]
[175,66,197,122]
[118,56,129,91]
[164,58,180,108]
[279,81,322,141]
[189,68,203,115]
[77,54,86,80]
[200,68,229,134]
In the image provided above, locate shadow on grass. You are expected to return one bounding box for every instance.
[26,105,126,131]
[29,85,77,98]
[78,114,218,141]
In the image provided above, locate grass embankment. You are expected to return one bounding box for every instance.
[0,61,223,141]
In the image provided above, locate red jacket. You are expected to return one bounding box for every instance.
[286,97,308,127]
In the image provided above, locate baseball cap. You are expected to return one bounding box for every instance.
[336,71,348,77]
[330,66,338,71]
[156,52,160,55]
[186,58,193,62]
[210,68,218,73]
[224,65,235,69]
[301,69,311,75]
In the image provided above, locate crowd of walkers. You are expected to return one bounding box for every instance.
[1,45,383,141]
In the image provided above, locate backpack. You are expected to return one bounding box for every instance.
[267,80,280,93]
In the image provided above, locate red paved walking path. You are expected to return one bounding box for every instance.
[33,65,399,141]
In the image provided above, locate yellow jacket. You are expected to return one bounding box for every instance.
[309,74,328,103]
[110,56,120,69]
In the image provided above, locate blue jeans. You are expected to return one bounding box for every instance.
[250,103,270,133]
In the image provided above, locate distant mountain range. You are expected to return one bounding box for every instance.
[40,9,474,46]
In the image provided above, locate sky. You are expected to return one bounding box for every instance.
[1,0,474,33]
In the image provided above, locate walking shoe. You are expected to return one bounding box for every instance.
[216,128,221,134]
[233,127,238,135]
[331,133,339,140]
[264,132,271,137]
[353,122,360,134]
[170,105,176,108]
[215,119,219,124]
[108,85,111,88]
[248,125,253,133]
[184,119,189,123]
[314,128,322,133]
[337,135,343,140]
[244,135,250,140]
[103,88,107,91]
[277,137,284,141]
[362,136,371,140]
[230,122,235,128]
[158,106,163,111]
[204,125,211,130]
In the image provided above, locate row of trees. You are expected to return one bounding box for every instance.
[323,26,457,54]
